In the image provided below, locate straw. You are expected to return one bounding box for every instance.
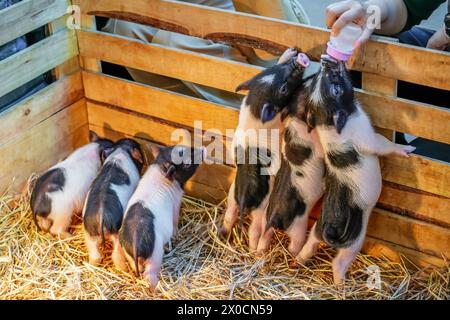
[0,177,448,300]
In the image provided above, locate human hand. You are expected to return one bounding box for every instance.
[427,24,450,51]
[325,0,376,47]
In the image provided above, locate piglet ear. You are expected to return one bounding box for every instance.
[89,131,99,142]
[261,103,277,123]
[164,164,176,180]
[131,147,144,165]
[150,145,161,159]
[333,109,349,134]
[101,147,114,163]
[235,79,252,92]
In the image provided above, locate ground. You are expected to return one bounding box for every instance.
[0,187,448,300]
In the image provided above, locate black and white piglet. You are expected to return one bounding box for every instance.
[30,132,114,239]
[297,55,415,284]
[83,138,144,268]
[260,89,325,256]
[220,48,310,252]
[119,145,205,289]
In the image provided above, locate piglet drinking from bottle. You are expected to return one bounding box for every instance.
[30,132,114,239]
[297,55,415,284]
[119,145,205,289]
[220,48,310,252]
[259,86,325,256]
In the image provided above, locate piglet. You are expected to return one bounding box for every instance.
[220,48,310,252]
[297,55,416,284]
[83,138,144,268]
[119,145,205,289]
[260,87,325,256]
[30,132,114,239]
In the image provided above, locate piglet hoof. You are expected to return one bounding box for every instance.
[218,226,230,239]
[396,145,416,158]
[89,257,102,266]
[278,48,298,64]
[143,272,160,291]
[333,273,346,286]
[295,254,308,266]
[289,259,300,269]
[57,231,73,240]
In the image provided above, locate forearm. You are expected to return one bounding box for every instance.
[364,0,408,35]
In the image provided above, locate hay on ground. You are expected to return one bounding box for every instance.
[0,177,448,300]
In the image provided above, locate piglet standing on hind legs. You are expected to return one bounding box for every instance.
[119,145,206,289]
[83,138,144,269]
[30,132,114,239]
[296,55,416,284]
[259,86,325,256]
[219,48,311,252]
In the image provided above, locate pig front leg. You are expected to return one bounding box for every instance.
[286,214,309,257]
[332,238,364,285]
[248,210,264,252]
[248,193,270,252]
[219,181,239,237]
[84,230,102,265]
[296,222,321,264]
[111,234,128,271]
[359,133,416,158]
[256,215,274,255]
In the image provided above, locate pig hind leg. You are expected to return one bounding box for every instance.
[286,214,309,257]
[84,230,102,265]
[296,222,321,263]
[219,181,239,236]
[143,239,164,290]
[111,234,128,271]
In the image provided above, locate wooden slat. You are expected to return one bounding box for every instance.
[82,71,239,137]
[48,15,81,80]
[0,0,70,47]
[77,0,450,91]
[0,99,89,193]
[86,100,232,162]
[77,30,261,94]
[87,124,449,266]
[0,29,78,98]
[78,31,450,145]
[0,72,84,145]
[361,73,396,141]
[362,237,447,268]
[356,91,450,145]
[367,209,450,259]
[381,155,450,198]
[378,183,450,227]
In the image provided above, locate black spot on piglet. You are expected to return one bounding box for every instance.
[327,144,360,169]
[120,202,155,276]
[316,173,363,248]
[30,168,65,230]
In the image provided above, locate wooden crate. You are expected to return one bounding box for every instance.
[1,0,449,269]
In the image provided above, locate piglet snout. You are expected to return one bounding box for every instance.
[296,53,310,68]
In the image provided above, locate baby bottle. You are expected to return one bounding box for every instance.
[327,22,363,61]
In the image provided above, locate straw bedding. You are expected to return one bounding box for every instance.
[0,177,448,300]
